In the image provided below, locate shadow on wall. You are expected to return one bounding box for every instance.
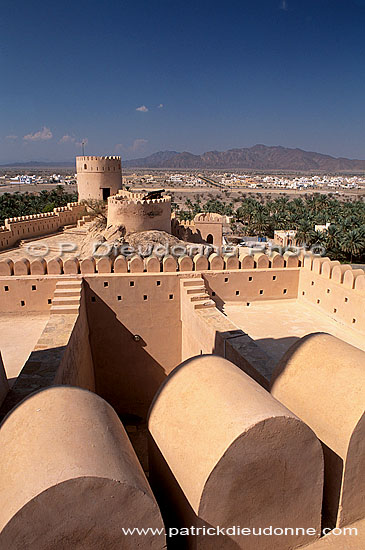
[84,281,167,420]
[254,336,301,366]
[321,442,343,530]
[149,435,240,550]
[203,277,225,312]
[212,331,273,389]
[0,346,67,423]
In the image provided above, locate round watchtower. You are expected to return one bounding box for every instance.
[76,156,122,202]
[107,190,172,234]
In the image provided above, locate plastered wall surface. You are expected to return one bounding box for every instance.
[84,273,182,418]
[0,203,84,251]
[298,264,365,333]
[76,156,122,201]
[107,192,172,233]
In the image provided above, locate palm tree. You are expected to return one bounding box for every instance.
[340,229,365,263]
[295,220,313,246]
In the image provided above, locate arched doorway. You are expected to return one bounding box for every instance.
[206,234,214,244]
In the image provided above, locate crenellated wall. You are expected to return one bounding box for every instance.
[0,251,300,278]
[107,190,172,233]
[0,202,85,251]
[171,212,224,247]
[76,155,122,201]
[298,254,365,332]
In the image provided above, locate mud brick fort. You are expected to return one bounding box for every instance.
[0,155,364,549]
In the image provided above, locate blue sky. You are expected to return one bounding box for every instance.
[1,0,365,162]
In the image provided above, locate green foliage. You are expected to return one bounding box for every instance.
[0,186,78,225]
[175,194,365,263]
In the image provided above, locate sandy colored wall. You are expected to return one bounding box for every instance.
[54,289,95,391]
[271,333,365,528]
[148,355,323,550]
[298,260,365,333]
[107,194,171,233]
[0,281,95,420]
[203,268,300,303]
[0,276,59,313]
[180,277,272,387]
[76,156,122,201]
[0,251,300,277]
[84,273,181,418]
[171,216,223,247]
[0,203,84,251]
[0,387,165,549]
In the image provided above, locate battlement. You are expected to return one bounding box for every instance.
[110,190,171,206]
[0,203,85,251]
[194,212,224,223]
[107,190,172,232]
[77,156,121,161]
[76,156,121,172]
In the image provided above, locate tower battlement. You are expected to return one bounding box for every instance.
[76,156,121,172]
[107,190,171,233]
[76,155,122,201]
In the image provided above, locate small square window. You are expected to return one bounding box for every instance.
[333,308,337,313]
[345,297,349,303]
[143,295,148,300]
[48,299,52,304]
[212,291,216,297]
[117,295,122,301]
[259,289,264,295]
[247,302,250,306]
[104,281,109,287]
[224,277,228,283]
[317,299,320,304]
[31,285,36,291]
[91,296,96,303]
[272,275,277,281]
[352,318,356,324]
[283,289,288,294]
[4,286,9,291]
[302,291,305,295]
[327,289,330,294]
[130,281,134,287]
[236,290,240,296]
[311,281,315,286]
[156,280,161,286]
[20,300,25,307]
[169,294,174,300]
[248,276,253,281]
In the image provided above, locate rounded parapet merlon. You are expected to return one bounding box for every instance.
[148,355,323,550]
[0,387,165,549]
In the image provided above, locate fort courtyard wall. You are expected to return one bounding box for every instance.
[83,273,182,418]
[298,257,365,333]
[0,202,85,251]
[171,213,224,247]
[0,252,364,548]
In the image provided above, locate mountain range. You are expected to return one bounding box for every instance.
[123,144,365,171]
[2,145,365,172]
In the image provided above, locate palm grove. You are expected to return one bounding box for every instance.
[0,188,364,264]
[0,187,78,225]
[173,193,365,264]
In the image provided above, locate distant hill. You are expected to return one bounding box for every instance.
[123,144,365,171]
